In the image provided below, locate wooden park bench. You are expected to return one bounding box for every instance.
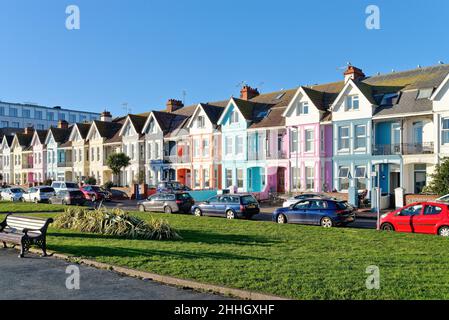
[0,214,53,258]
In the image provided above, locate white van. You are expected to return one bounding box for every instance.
[51,181,80,193]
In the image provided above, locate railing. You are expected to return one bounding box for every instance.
[266,150,288,160]
[372,142,434,155]
[402,142,434,155]
[164,154,191,164]
[22,162,34,169]
[372,144,402,156]
[248,152,265,161]
[57,161,73,168]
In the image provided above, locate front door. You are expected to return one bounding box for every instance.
[277,167,285,193]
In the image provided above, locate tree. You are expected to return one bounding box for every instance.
[84,176,97,185]
[423,158,449,196]
[106,153,131,185]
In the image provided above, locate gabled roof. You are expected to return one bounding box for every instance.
[89,120,123,140]
[248,106,287,129]
[75,123,91,139]
[30,129,48,147]
[46,127,72,145]
[13,132,34,149]
[118,114,148,138]
[1,135,14,148]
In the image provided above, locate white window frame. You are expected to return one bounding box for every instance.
[225,136,232,155]
[306,166,314,191]
[346,95,360,111]
[305,129,314,153]
[338,126,350,151]
[354,125,367,150]
[236,136,243,155]
[442,118,449,145]
[338,166,350,191]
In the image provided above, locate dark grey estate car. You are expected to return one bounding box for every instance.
[137,192,194,214]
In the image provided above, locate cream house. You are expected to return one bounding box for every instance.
[117,114,147,186]
[68,123,91,182]
[1,136,14,184]
[86,112,123,185]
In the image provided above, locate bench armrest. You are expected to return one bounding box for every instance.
[0,214,8,232]
[22,228,41,236]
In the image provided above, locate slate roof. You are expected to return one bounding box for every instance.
[15,132,34,148]
[48,127,72,144]
[373,90,433,117]
[35,130,48,144]
[75,123,91,139]
[92,120,123,139]
[248,106,287,129]
[2,135,14,147]
[200,103,226,125]
[128,114,148,134]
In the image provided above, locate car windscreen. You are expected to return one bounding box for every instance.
[40,188,55,193]
[65,183,78,189]
[241,195,257,205]
[10,188,23,193]
[335,202,350,210]
[176,193,192,200]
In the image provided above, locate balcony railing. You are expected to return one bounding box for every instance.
[57,161,73,168]
[373,142,434,156]
[164,154,190,164]
[402,142,434,155]
[266,150,288,160]
[372,144,402,156]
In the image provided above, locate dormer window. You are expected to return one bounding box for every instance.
[148,120,156,133]
[197,116,205,128]
[230,111,239,124]
[296,102,309,115]
[346,95,359,111]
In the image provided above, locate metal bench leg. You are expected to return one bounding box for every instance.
[19,239,31,258]
[39,239,48,257]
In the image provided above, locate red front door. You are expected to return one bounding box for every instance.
[277,168,285,193]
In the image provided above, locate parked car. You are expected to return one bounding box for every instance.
[156,181,191,193]
[0,187,25,202]
[273,199,355,227]
[109,189,130,200]
[192,194,260,219]
[21,186,55,203]
[380,202,449,236]
[51,181,80,192]
[49,190,86,206]
[282,193,334,208]
[137,192,194,214]
[80,185,112,202]
[436,194,449,202]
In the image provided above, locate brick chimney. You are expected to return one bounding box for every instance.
[23,127,34,135]
[240,85,260,100]
[344,65,365,82]
[166,99,184,113]
[58,120,69,129]
[100,110,112,122]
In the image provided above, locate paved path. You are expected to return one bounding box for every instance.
[0,249,226,300]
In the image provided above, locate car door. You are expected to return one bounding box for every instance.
[289,200,311,223]
[201,196,218,216]
[306,200,327,225]
[145,194,159,211]
[214,196,229,217]
[394,204,423,233]
[413,204,444,234]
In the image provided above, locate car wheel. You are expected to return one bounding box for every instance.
[164,206,172,214]
[320,217,333,228]
[34,198,39,204]
[20,197,25,202]
[277,214,287,224]
[438,226,449,237]
[381,223,395,232]
[226,210,235,220]
[139,205,146,212]
[48,199,52,204]
[194,208,202,217]
[62,200,67,205]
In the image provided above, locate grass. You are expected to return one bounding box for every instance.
[0,201,66,214]
[25,209,449,300]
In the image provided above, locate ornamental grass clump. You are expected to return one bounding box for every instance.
[54,207,181,240]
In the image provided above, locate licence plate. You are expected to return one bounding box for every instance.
[247,204,256,209]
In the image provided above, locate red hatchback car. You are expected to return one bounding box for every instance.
[380,202,449,236]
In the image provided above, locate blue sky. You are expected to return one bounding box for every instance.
[0,0,448,116]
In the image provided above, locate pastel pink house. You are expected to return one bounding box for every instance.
[283,84,344,192]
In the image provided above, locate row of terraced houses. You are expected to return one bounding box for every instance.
[2,64,449,199]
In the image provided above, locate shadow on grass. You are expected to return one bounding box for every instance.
[48,243,267,261]
[50,229,280,247]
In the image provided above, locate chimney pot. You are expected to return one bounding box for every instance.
[100,110,112,122]
[240,85,260,100]
[344,66,365,83]
[24,127,34,135]
[166,99,184,113]
[58,120,69,129]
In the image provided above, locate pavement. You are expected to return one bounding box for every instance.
[0,249,226,300]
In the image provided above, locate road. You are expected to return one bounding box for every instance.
[0,249,226,300]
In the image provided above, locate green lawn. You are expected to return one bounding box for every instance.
[0,201,66,214]
[28,210,449,300]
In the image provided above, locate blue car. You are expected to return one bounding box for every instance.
[192,194,260,219]
[272,199,355,227]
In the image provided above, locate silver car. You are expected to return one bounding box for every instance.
[21,186,56,203]
[137,192,194,214]
[282,193,333,208]
[0,187,25,202]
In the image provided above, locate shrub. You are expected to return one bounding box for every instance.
[103,181,114,190]
[84,176,97,185]
[54,207,181,240]
[44,179,53,186]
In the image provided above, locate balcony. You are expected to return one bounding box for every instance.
[402,142,434,155]
[372,144,402,156]
[266,150,288,160]
[373,142,434,156]
[57,161,73,168]
[164,154,190,164]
